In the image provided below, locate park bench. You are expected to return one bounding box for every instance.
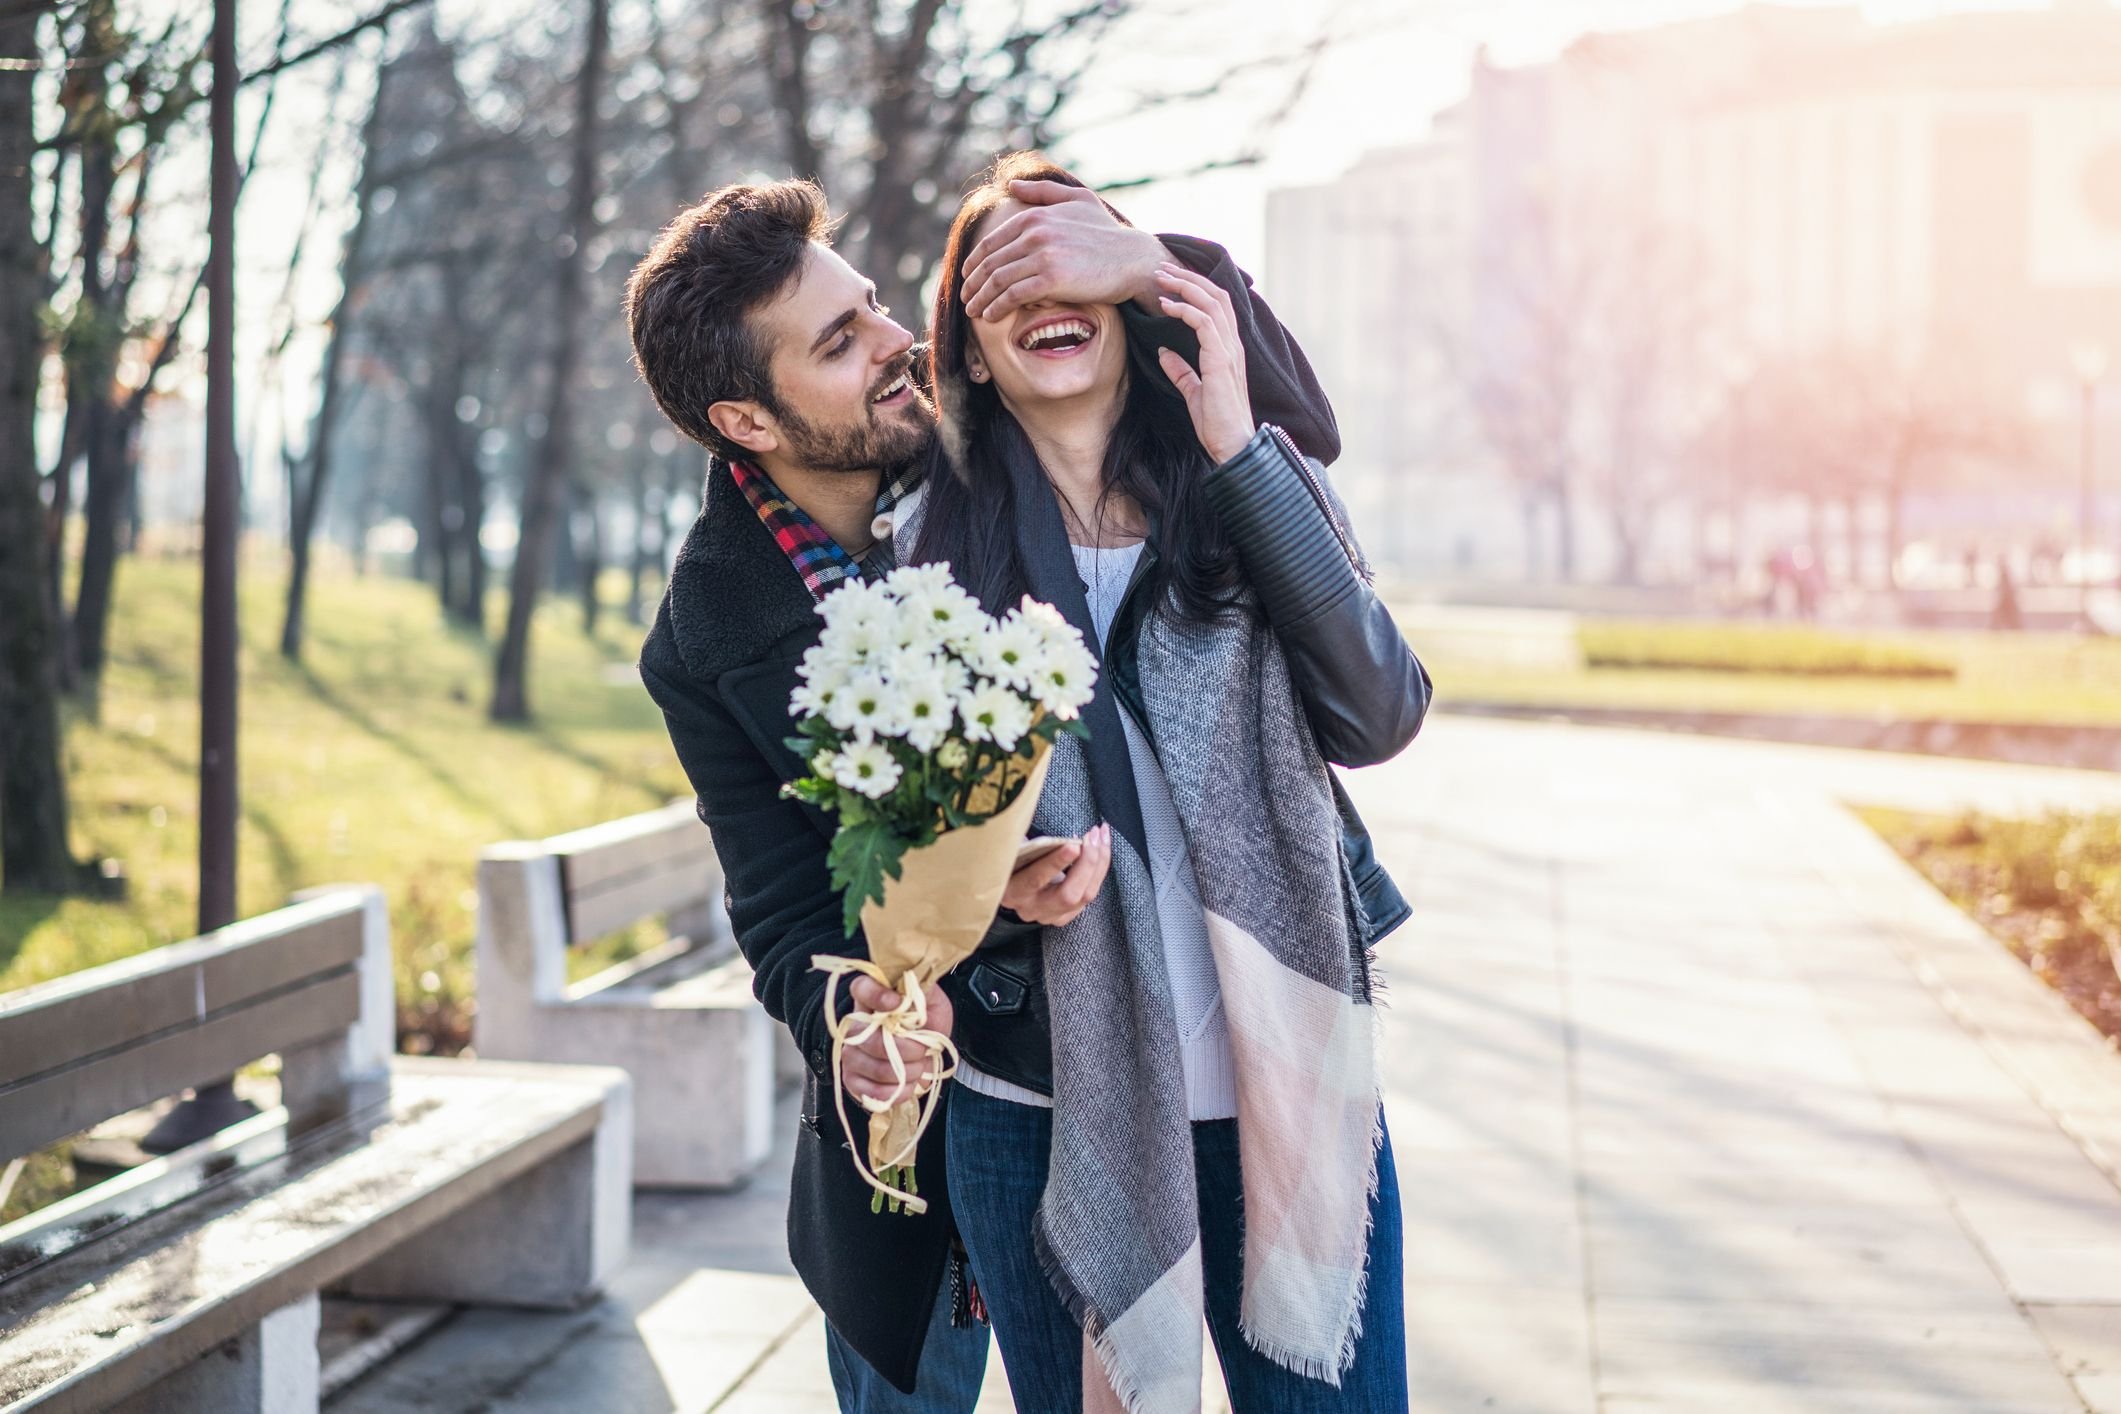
[0,885,632,1414]
[473,799,799,1189]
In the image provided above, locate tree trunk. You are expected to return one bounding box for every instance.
[421,365,483,622]
[1806,494,1828,580]
[1552,476,1578,582]
[1,0,89,894]
[1520,494,1542,582]
[578,485,603,636]
[452,413,487,632]
[1609,501,1641,587]
[551,476,580,595]
[491,0,609,722]
[1842,495,1863,591]
[626,447,650,627]
[69,405,127,689]
[418,412,450,604]
[1885,461,1910,593]
[763,0,822,179]
[65,13,122,690]
[199,0,241,934]
[42,395,83,686]
[282,73,385,660]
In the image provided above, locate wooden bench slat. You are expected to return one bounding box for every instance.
[0,1060,612,1414]
[0,895,368,1084]
[0,971,360,1164]
[564,863,721,945]
[544,801,705,894]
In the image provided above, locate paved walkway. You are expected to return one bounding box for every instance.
[332,716,2121,1412]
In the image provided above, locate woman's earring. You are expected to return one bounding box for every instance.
[969,368,988,383]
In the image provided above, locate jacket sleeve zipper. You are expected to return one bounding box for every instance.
[1262,423,1371,585]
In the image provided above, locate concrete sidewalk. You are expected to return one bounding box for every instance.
[332,715,2121,1412]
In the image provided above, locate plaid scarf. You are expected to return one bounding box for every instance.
[726,457,922,601]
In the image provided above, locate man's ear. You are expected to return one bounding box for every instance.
[707,400,779,457]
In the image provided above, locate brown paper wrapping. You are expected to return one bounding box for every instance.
[855,741,1053,1177]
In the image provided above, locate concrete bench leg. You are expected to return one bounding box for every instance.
[625,1004,774,1188]
[108,1293,320,1414]
[339,1093,631,1310]
[510,1002,774,1189]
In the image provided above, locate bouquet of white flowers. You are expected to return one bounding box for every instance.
[782,562,1096,1213]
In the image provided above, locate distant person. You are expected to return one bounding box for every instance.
[1992,557,2023,631]
[625,176,1342,1414]
[1793,545,1822,621]
[1765,546,1795,617]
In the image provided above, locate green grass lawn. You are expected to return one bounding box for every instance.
[1859,805,2121,1045]
[1579,620,1955,679]
[1425,620,2121,726]
[0,550,691,1052]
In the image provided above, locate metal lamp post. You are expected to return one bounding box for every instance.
[2075,341,2108,633]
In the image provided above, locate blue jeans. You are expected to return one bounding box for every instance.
[946,1084,1408,1413]
[825,1265,991,1414]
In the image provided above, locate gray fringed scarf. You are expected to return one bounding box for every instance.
[899,444,1383,1413]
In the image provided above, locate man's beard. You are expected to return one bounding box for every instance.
[774,370,937,475]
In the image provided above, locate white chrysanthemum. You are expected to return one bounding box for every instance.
[826,670,907,742]
[1031,640,1097,719]
[882,562,958,599]
[830,740,901,798]
[960,682,1033,751]
[978,616,1047,690]
[899,581,985,653]
[936,738,970,771]
[1015,595,1072,635]
[819,609,895,662]
[793,640,854,703]
[897,671,958,753]
[816,580,900,658]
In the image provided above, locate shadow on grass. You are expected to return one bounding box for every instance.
[0,893,68,979]
[286,659,534,840]
[524,721,671,803]
[119,730,304,894]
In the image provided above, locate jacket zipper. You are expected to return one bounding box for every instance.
[1264,423,1369,585]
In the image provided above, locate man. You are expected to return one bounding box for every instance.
[626,175,1337,1411]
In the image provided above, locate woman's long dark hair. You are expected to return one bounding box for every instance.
[911,152,1245,624]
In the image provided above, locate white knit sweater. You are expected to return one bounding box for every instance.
[955,541,1239,1121]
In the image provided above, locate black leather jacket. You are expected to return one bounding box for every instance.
[941,424,1432,1095]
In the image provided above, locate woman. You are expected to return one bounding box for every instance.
[902,153,1430,1414]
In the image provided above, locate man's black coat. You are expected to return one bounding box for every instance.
[637,237,1340,1393]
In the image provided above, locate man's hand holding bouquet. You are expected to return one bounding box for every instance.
[783,562,1096,1214]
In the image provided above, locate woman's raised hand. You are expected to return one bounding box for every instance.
[1153,263,1254,465]
[999,823,1112,927]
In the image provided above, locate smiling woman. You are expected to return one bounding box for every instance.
[915,152,1250,623]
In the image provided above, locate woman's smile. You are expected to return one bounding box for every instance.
[1015,313,1098,359]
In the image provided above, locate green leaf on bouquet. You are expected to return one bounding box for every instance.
[829,819,907,936]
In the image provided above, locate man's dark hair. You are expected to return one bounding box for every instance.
[625,179,833,461]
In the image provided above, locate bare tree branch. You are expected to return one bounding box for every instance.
[243,0,428,85]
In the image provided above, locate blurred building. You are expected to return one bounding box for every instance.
[1268,1,2121,585]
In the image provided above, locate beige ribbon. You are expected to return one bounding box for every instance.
[810,954,960,1215]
